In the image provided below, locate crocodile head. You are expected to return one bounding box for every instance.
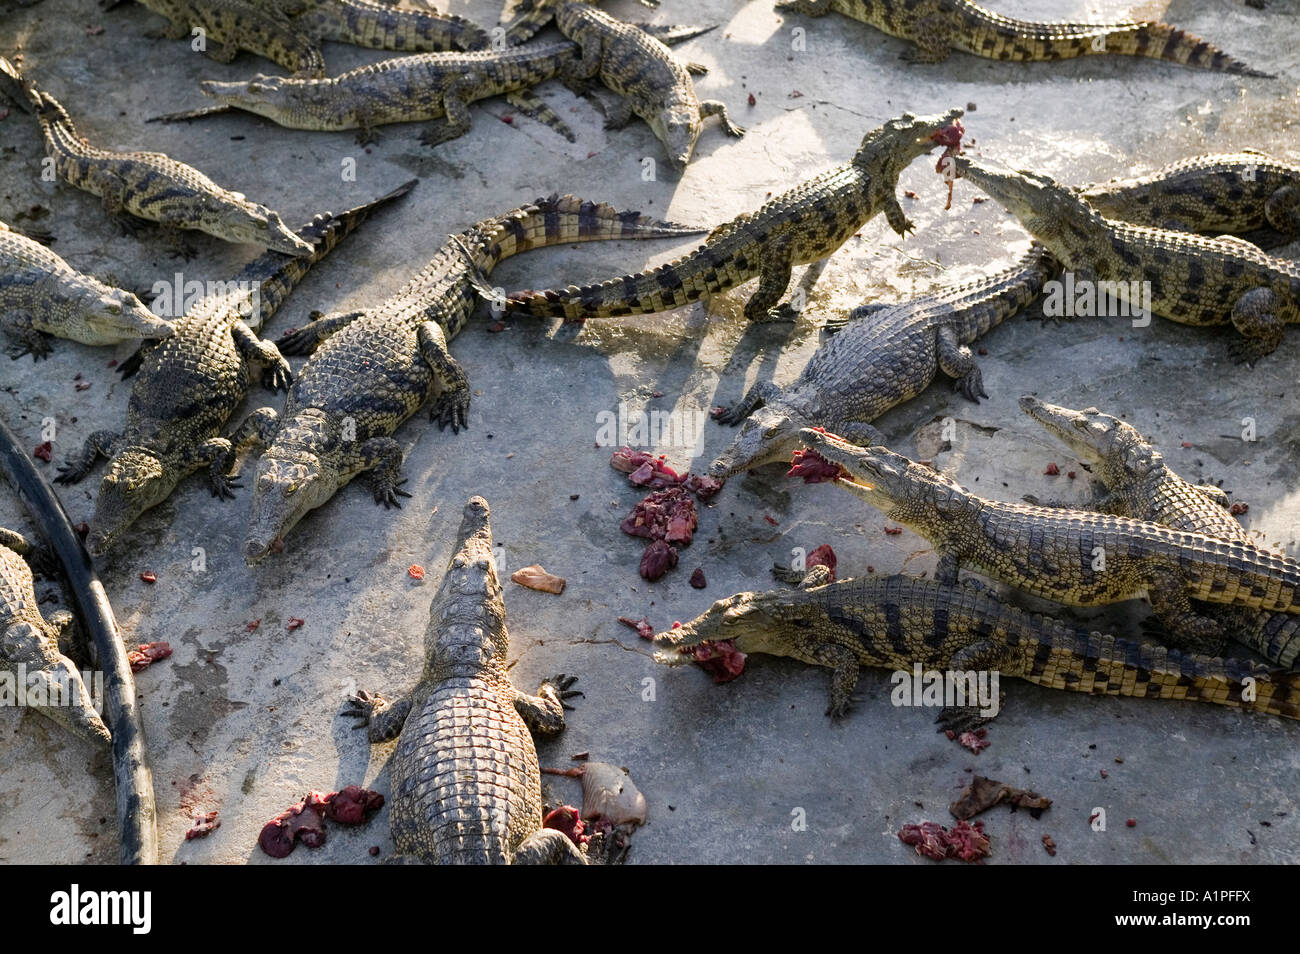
[659,95,701,172]
[1,632,112,747]
[709,405,807,478]
[650,590,791,660]
[792,427,958,525]
[213,202,315,258]
[201,75,354,136]
[1018,395,1162,485]
[87,448,174,556]
[243,413,339,565]
[953,157,1098,240]
[65,286,173,346]
[853,107,965,175]
[421,497,509,671]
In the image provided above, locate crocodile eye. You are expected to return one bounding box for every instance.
[247,82,263,94]
[107,303,121,315]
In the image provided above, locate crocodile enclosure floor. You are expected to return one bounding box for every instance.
[2,0,1299,863]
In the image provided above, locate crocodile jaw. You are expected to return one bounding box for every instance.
[709,407,804,478]
[214,205,315,258]
[651,592,768,660]
[86,451,173,556]
[243,451,329,565]
[71,289,173,345]
[22,657,111,747]
[794,427,906,512]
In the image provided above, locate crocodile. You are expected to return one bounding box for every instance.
[774,0,1273,76]
[955,156,1300,365]
[52,181,415,557]
[290,0,491,54]
[1,219,173,360]
[555,2,743,170]
[1019,395,1300,669]
[652,574,1300,723]
[499,0,661,46]
[155,23,714,145]
[235,194,706,564]
[709,242,1057,478]
[0,528,111,746]
[0,58,314,257]
[1080,151,1300,250]
[505,108,965,323]
[791,427,1300,654]
[344,497,587,864]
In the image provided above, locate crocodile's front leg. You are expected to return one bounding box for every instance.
[514,674,580,738]
[2,312,53,361]
[275,309,367,355]
[935,639,1010,732]
[936,324,987,401]
[881,191,916,237]
[231,319,292,392]
[417,320,469,432]
[743,234,796,321]
[699,100,745,137]
[513,828,589,865]
[714,381,781,426]
[346,436,412,508]
[54,429,119,484]
[343,688,414,743]
[182,436,240,499]
[211,406,281,492]
[1146,566,1226,654]
[418,84,476,147]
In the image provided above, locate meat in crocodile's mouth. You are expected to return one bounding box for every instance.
[787,447,855,485]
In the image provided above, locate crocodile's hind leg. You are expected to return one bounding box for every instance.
[1146,566,1227,655]
[1228,286,1286,365]
[417,321,470,432]
[515,674,581,738]
[2,313,53,360]
[503,89,576,142]
[231,319,292,392]
[419,85,475,146]
[54,430,119,484]
[601,96,635,131]
[715,381,780,426]
[743,235,797,321]
[275,309,367,355]
[1266,184,1300,234]
[699,100,745,137]
[512,828,588,864]
[936,324,988,401]
[343,688,414,743]
[935,639,1010,732]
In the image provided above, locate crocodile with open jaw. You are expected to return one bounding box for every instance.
[0,58,313,257]
[1,220,172,360]
[0,528,111,746]
[956,156,1300,365]
[709,243,1057,478]
[344,497,587,864]
[1020,395,1300,669]
[792,428,1300,654]
[556,2,743,170]
[774,0,1273,76]
[653,574,1300,723]
[1080,151,1300,250]
[236,194,706,564]
[505,109,964,322]
[53,182,415,557]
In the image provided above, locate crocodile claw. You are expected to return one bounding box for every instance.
[371,476,412,509]
[342,689,383,727]
[430,391,470,433]
[263,361,293,393]
[542,673,582,709]
[210,473,241,500]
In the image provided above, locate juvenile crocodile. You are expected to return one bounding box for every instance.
[157,24,713,146]
[791,428,1300,654]
[499,0,660,46]
[0,58,313,257]
[709,243,1057,478]
[1,220,172,360]
[292,0,491,53]
[775,0,1273,76]
[345,497,587,864]
[53,181,415,556]
[126,0,329,76]
[956,156,1300,364]
[1080,151,1300,249]
[0,528,111,746]
[1019,396,1300,668]
[556,2,743,170]
[236,194,706,563]
[506,108,964,322]
[653,574,1300,723]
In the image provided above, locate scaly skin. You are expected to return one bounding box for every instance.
[1080,151,1300,249]
[1019,396,1300,668]
[236,194,707,563]
[957,157,1300,365]
[0,220,172,360]
[506,108,964,322]
[293,0,491,53]
[344,498,586,864]
[710,243,1057,478]
[652,574,1300,723]
[794,428,1300,654]
[194,42,586,146]
[775,0,1273,76]
[53,182,415,557]
[0,528,111,746]
[499,0,660,46]
[0,58,314,257]
[134,0,328,76]
[556,3,743,170]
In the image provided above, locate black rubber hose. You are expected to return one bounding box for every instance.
[0,413,157,865]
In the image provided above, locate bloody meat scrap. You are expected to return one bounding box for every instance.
[898,819,990,862]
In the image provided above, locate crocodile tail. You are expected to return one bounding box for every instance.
[234,179,417,325]
[306,0,492,52]
[946,242,1061,341]
[498,0,567,45]
[1237,610,1300,670]
[960,11,1273,77]
[1021,624,1300,720]
[0,56,40,113]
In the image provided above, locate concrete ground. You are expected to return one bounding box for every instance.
[1,0,1298,864]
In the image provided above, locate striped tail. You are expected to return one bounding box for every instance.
[1236,610,1300,671]
[1021,624,1300,721]
[498,0,567,45]
[462,193,707,289]
[304,0,491,51]
[959,11,1274,77]
[235,179,417,326]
